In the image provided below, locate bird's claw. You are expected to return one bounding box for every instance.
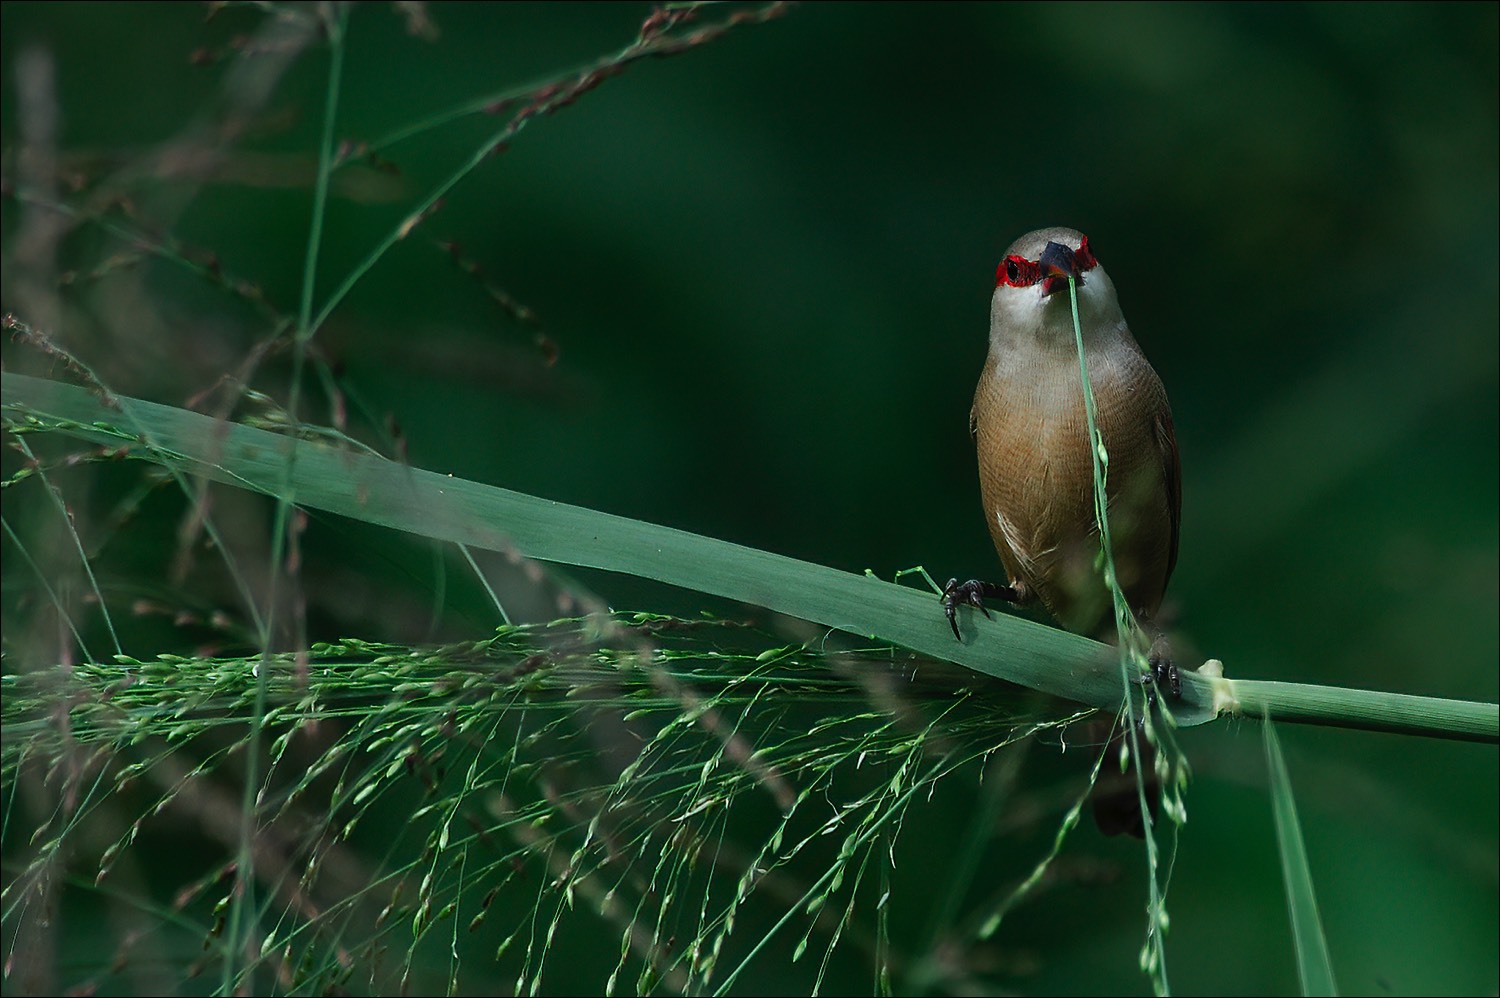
[940,578,1000,641]
[1135,652,1182,713]
[1151,652,1182,699]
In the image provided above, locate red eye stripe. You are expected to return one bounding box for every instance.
[994,235,1099,288]
[996,255,1042,288]
[1074,235,1098,271]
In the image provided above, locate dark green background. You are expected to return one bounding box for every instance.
[3,2,1496,994]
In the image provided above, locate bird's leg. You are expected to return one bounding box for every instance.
[941,578,1023,641]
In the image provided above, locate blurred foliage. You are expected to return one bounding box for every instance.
[2,1,1496,994]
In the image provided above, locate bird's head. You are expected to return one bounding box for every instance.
[990,227,1124,348]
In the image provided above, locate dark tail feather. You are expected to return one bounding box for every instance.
[1089,726,1161,839]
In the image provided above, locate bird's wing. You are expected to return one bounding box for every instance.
[1155,405,1182,584]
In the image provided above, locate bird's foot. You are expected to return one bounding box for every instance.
[941,578,1020,641]
[1135,651,1181,714]
[1150,652,1181,699]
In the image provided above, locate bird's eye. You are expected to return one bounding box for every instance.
[996,255,1041,288]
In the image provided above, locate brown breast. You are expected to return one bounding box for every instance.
[971,340,1179,636]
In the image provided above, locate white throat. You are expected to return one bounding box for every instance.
[988,263,1128,356]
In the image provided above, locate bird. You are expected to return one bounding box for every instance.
[941,226,1181,836]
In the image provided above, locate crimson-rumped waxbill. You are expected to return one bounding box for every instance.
[942,226,1182,836]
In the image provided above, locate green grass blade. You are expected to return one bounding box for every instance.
[1263,718,1338,997]
[1231,679,1495,743]
[6,371,1499,745]
[2,372,1149,717]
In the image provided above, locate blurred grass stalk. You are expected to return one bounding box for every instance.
[3,370,1496,745]
[1264,718,1339,998]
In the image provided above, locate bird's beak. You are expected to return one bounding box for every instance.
[1038,240,1084,297]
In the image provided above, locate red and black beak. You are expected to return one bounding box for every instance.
[1038,240,1084,297]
